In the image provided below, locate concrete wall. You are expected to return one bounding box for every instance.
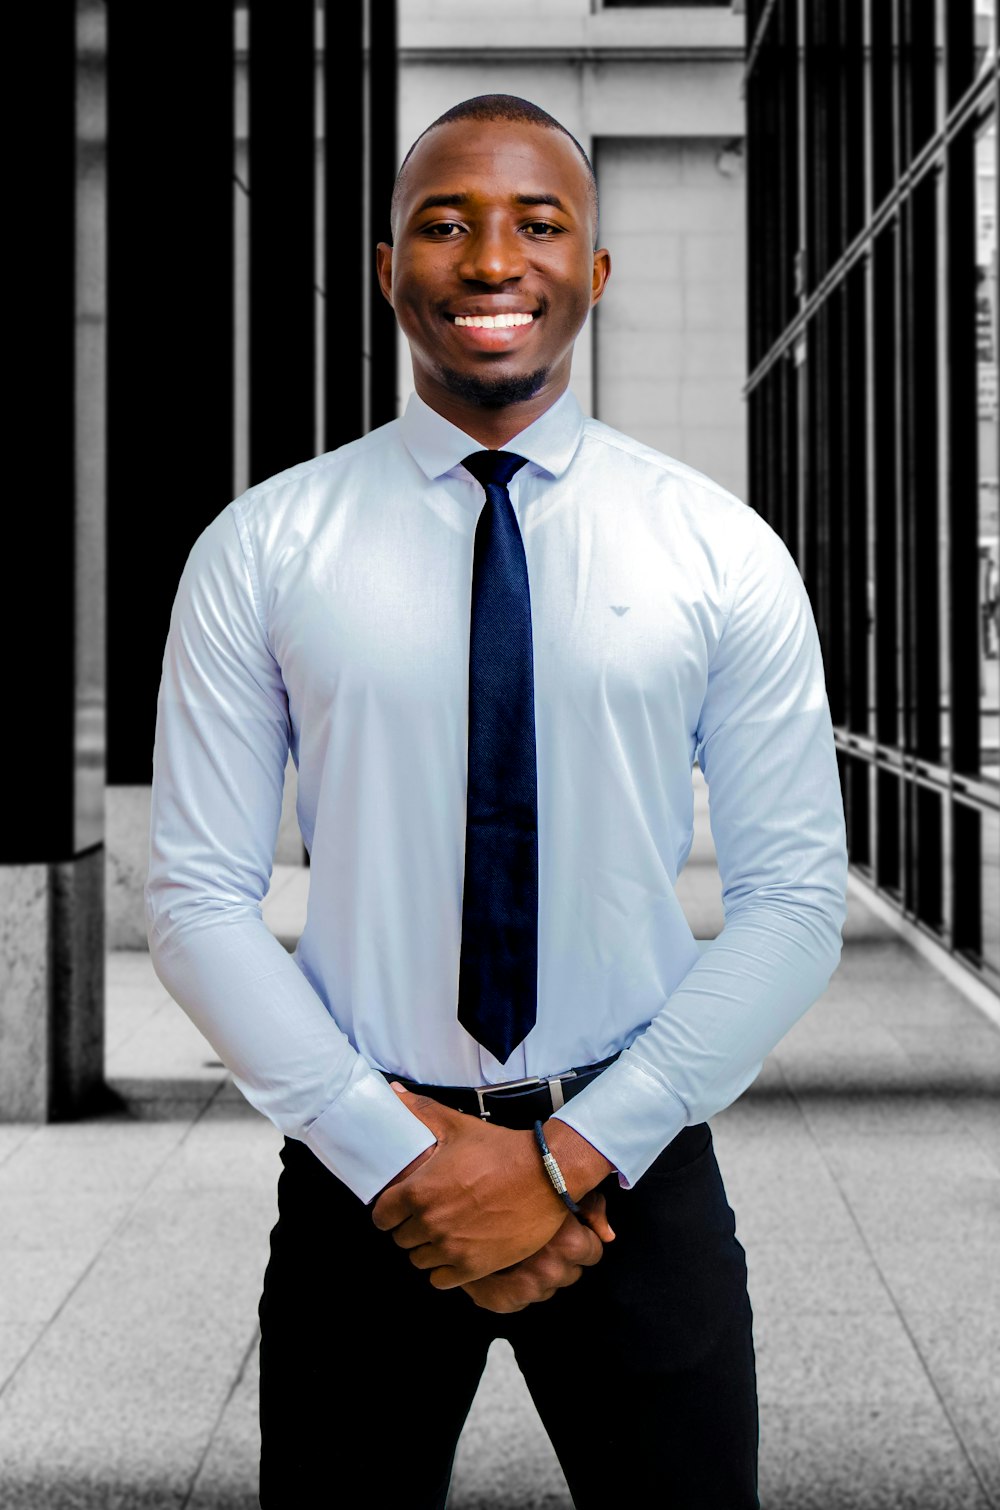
[595,135,746,500]
[396,1,746,470]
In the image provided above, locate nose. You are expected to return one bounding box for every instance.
[458,217,527,284]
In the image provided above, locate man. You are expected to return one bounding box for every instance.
[146,95,848,1508]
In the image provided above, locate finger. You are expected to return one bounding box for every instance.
[427,1265,465,1291]
[577,1191,615,1243]
[370,1189,410,1232]
[390,1220,431,1252]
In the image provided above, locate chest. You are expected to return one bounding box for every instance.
[268,498,721,731]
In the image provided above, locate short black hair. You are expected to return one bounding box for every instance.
[389,94,600,248]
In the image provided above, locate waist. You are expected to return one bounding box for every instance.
[379,1052,622,1130]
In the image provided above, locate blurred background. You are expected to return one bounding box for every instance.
[1,3,998,1507]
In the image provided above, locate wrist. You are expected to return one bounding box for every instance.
[541,1118,615,1204]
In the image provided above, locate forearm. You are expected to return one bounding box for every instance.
[550,890,845,1189]
[146,909,435,1202]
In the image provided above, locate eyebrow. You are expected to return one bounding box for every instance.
[412,191,573,217]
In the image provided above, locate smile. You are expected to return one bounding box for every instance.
[451,312,535,329]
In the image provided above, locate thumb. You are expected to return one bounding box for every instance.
[578,1190,615,1243]
[389,1082,457,1138]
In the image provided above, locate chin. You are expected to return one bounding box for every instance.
[438,363,551,409]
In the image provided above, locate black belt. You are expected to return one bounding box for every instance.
[379,1052,622,1130]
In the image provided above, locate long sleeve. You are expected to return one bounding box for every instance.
[144,503,436,1204]
[550,503,849,1187]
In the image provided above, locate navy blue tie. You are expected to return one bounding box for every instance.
[457,449,537,1064]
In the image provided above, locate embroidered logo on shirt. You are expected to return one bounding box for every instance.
[610,605,630,617]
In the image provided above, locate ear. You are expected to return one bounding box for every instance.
[376,242,394,307]
[590,247,611,309]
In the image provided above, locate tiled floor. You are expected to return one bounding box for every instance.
[1,773,997,1508]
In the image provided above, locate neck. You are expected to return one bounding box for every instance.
[414,370,569,450]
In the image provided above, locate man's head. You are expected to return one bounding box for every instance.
[377,94,611,442]
[390,96,600,249]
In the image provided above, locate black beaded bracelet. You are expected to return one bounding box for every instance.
[533,1119,587,1223]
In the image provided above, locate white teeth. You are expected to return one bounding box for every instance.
[453,312,534,328]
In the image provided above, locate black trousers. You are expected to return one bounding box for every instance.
[258,1121,760,1509]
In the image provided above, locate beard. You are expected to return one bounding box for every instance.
[437,362,551,408]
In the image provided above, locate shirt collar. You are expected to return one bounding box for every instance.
[399,385,586,483]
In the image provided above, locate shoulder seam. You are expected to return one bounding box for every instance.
[228,498,271,646]
[581,422,744,508]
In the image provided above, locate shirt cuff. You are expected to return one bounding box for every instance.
[548,1051,690,1190]
[301,1058,438,1205]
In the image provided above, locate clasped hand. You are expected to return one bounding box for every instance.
[369,1085,615,1314]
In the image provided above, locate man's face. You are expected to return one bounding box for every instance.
[377,118,611,415]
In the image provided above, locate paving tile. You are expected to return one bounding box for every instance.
[105,1001,229,1082]
[185,1336,261,1510]
[449,1339,572,1510]
[854,985,989,1026]
[0,1322,43,1389]
[711,1090,813,1142]
[0,1126,38,1168]
[774,1027,919,1095]
[902,1305,1000,1504]
[752,1311,939,1411]
[0,1248,97,1323]
[2,1186,132,1251]
[831,939,935,980]
[0,1120,186,1194]
[105,1077,222,1108]
[795,1089,964,1142]
[862,1234,1000,1315]
[742,1237,896,1318]
[0,1186,274,1503]
[941,1093,1000,1171]
[153,1115,284,1193]
[886,1024,1000,1083]
[819,1136,1000,1246]
[718,1158,862,1250]
[758,1401,992,1510]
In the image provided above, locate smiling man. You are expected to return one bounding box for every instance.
[146,95,848,1510]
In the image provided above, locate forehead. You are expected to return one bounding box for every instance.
[398,119,591,212]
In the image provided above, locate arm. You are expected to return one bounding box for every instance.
[145,502,435,1204]
[546,504,849,1187]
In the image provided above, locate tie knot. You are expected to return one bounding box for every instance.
[462,450,529,492]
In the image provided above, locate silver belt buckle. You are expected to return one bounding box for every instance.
[472,1068,580,1119]
[473,1073,541,1120]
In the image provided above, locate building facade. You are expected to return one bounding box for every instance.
[745,0,999,993]
[5,0,997,1126]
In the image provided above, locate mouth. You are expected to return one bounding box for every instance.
[441,307,541,351]
[450,311,535,329]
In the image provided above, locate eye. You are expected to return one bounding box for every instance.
[522,221,563,236]
[422,221,466,238]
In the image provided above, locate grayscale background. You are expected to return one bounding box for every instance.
[1,2,998,1507]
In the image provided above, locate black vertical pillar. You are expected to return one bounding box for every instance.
[249,1,316,485]
[4,4,107,1122]
[107,3,234,785]
[8,4,76,861]
[324,0,364,450]
[368,0,398,427]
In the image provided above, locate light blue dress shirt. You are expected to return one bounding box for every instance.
[145,386,848,1205]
